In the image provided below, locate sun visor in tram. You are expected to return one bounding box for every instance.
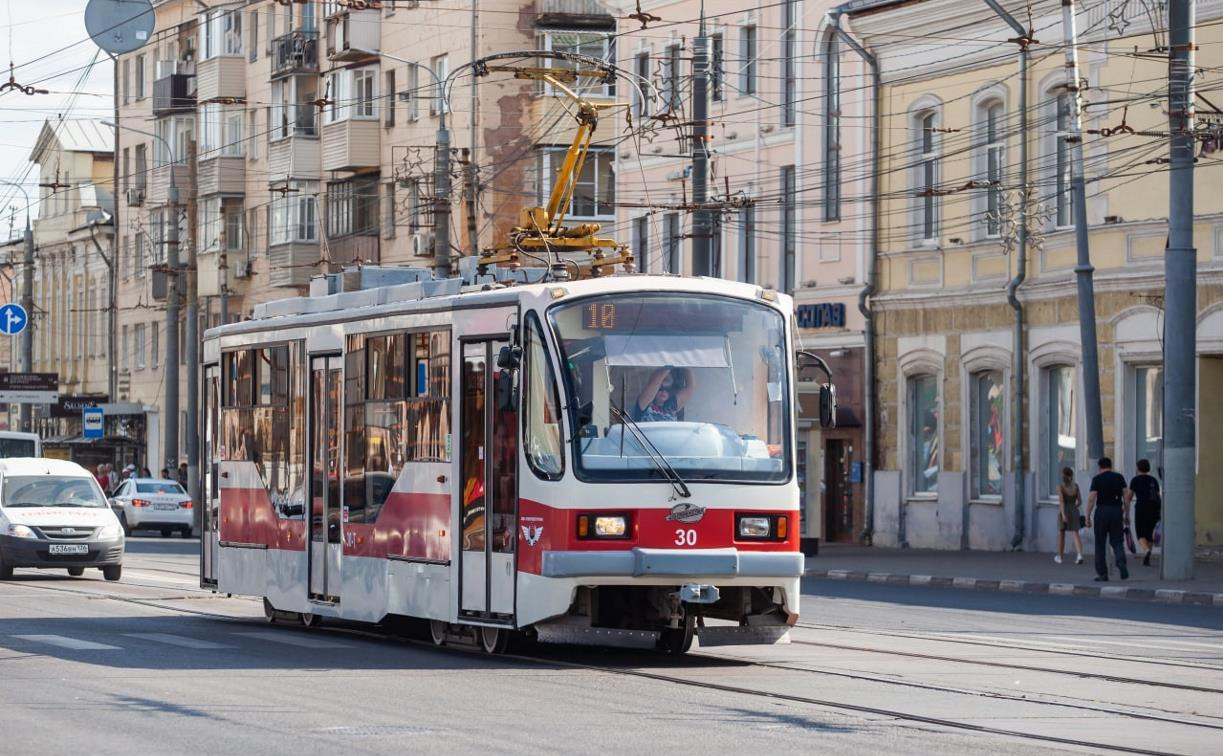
[602,335,730,368]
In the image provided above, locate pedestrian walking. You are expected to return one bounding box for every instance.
[94,464,108,491]
[105,463,118,493]
[1128,459,1162,567]
[177,462,188,487]
[1055,467,1084,564]
[1086,456,1130,581]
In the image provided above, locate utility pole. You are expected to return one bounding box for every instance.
[1061,0,1104,461]
[690,11,713,277]
[1163,0,1196,580]
[20,219,33,433]
[185,141,199,525]
[463,151,479,257]
[468,0,480,258]
[164,166,180,473]
[433,85,452,276]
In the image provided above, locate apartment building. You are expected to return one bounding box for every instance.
[613,1,874,550]
[838,0,1223,552]
[3,119,118,464]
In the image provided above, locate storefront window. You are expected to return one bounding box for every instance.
[969,370,1004,498]
[908,374,939,495]
[1045,365,1076,497]
[1134,366,1162,475]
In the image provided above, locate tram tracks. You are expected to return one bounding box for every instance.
[10,576,1216,754]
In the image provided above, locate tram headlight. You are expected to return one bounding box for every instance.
[737,516,772,539]
[577,513,631,539]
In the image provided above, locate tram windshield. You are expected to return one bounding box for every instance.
[550,293,790,484]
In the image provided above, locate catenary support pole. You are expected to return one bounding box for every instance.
[185,143,199,527]
[1163,0,1196,581]
[164,174,180,472]
[691,14,713,277]
[20,220,33,433]
[1061,0,1104,461]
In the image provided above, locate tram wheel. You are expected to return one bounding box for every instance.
[479,626,509,655]
[429,620,448,647]
[300,612,322,628]
[658,614,696,655]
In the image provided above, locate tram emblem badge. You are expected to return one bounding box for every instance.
[520,517,544,546]
[665,503,706,524]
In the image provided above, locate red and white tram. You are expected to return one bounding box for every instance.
[200,270,806,653]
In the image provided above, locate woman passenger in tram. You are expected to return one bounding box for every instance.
[633,367,695,422]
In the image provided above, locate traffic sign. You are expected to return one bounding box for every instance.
[0,303,28,336]
[0,372,58,404]
[82,407,104,440]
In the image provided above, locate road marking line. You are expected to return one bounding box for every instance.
[234,631,354,648]
[12,634,121,651]
[123,633,234,649]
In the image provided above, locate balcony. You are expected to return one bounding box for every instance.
[322,119,380,172]
[152,74,196,116]
[328,234,379,266]
[325,10,379,63]
[196,56,245,102]
[268,242,319,288]
[148,163,188,206]
[268,135,321,182]
[196,157,245,197]
[272,30,319,79]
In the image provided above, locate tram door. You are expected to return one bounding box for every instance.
[200,363,220,587]
[459,339,518,621]
[308,355,343,603]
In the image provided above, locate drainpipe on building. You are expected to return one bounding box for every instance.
[984,0,1031,549]
[830,10,878,545]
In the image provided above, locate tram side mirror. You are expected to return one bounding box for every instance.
[496,345,522,370]
[819,383,837,429]
[496,346,521,412]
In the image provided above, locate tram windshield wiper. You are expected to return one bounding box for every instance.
[610,406,692,499]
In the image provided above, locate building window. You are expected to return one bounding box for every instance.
[663,212,680,273]
[738,205,755,283]
[917,111,938,241]
[1044,365,1077,497]
[740,25,757,95]
[328,66,378,122]
[538,147,615,220]
[782,1,796,126]
[780,165,796,293]
[430,55,448,115]
[199,103,245,159]
[270,182,318,244]
[134,323,146,369]
[249,110,259,159]
[1055,92,1073,227]
[200,196,244,254]
[249,9,258,62]
[135,54,146,99]
[121,325,129,370]
[983,102,1004,236]
[151,322,160,369]
[354,68,376,118]
[633,51,651,121]
[1134,366,1163,473]
[823,32,840,221]
[710,33,724,102]
[633,215,649,271]
[122,59,130,104]
[201,9,243,59]
[969,369,1005,498]
[407,63,419,121]
[273,76,318,138]
[909,373,939,495]
[154,115,194,166]
[384,69,396,126]
[327,177,379,238]
[664,43,682,113]
[540,31,615,97]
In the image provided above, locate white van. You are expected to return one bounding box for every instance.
[0,431,41,458]
[0,458,124,581]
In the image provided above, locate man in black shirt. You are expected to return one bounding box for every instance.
[1087,457,1130,581]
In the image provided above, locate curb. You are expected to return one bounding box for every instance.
[805,568,1223,607]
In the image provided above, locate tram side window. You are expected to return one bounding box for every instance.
[354,330,451,525]
[344,335,367,522]
[523,314,564,479]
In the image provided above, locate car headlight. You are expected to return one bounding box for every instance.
[738,516,772,538]
[97,524,122,541]
[577,513,631,539]
[8,524,37,539]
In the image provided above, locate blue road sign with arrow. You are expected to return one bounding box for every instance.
[0,303,28,336]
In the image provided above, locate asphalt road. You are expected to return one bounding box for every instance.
[1,539,1220,755]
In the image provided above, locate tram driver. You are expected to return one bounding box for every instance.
[632,366,695,422]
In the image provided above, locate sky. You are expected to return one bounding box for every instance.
[0,0,115,241]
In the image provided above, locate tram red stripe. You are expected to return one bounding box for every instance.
[219,486,306,551]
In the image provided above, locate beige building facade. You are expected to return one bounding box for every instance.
[841,0,1223,552]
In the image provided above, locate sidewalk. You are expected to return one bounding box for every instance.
[804,545,1223,606]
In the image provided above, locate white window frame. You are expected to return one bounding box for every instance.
[909,99,942,245]
[539,30,615,98]
[270,182,319,245]
[199,103,245,159]
[134,323,146,369]
[965,360,1008,502]
[538,146,615,221]
[430,55,448,115]
[201,9,243,59]
[899,349,943,498]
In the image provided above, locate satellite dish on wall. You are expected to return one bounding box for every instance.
[84,0,155,56]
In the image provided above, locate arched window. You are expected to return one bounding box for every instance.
[916,110,939,242]
[823,31,840,221]
[908,372,939,494]
[1054,93,1074,227]
[969,369,1005,498]
[983,102,1004,237]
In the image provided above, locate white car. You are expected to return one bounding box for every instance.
[110,478,194,538]
[0,457,124,581]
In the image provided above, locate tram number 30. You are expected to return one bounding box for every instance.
[674,528,698,547]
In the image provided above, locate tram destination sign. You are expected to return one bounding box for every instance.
[0,372,59,404]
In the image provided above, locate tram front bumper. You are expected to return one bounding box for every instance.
[540,548,803,579]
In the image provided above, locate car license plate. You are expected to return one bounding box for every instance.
[154,502,177,511]
[48,544,89,555]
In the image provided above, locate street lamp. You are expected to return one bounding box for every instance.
[380,54,452,275]
[101,119,182,475]
[0,179,34,433]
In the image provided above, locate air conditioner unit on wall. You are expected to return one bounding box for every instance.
[233,258,253,279]
[126,188,145,207]
[412,232,435,256]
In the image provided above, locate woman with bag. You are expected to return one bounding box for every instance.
[1056,467,1085,565]
[1128,459,1161,566]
